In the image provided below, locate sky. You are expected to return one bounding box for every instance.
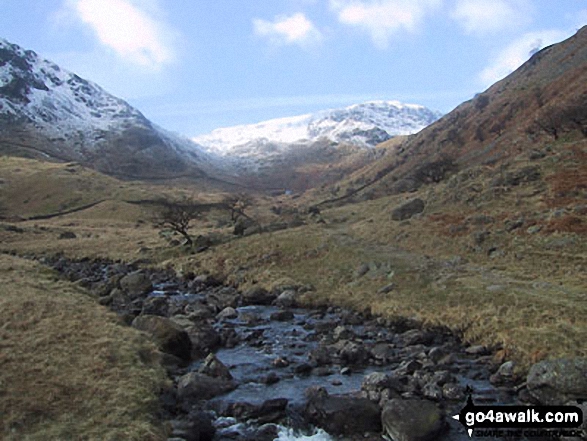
[1,1,586,137]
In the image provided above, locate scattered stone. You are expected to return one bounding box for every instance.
[273,357,290,368]
[442,383,465,401]
[527,225,542,234]
[333,325,354,341]
[391,198,426,221]
[465,345,489,356]
[132,315,191,361]
[58,231,77,239]
[355,263,370,278]
[378,283,396,294]
[340,367,352,376]
[381,398,445,441]
[294,363,313,375]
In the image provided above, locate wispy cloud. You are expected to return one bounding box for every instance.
[479,29,571,87]
[329,0,442,49]
[253,13,323,47]
[451,0,532,35]
[66,0,176,68]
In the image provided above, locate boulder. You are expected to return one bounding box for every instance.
[391,198,425,221]
[270,310,294,321]
[187,323,221,357]
[198,353,233,380]
[216,306,238,320]
[304,391,381,435]
[490,361,516,385]
[242,287,276,305]
[177,372,237,401]
[132,315,191,361]
[207,287,240,311]
[273,290,299,308]
[141,296,168,316]
[526,358,587,405]
[224,398,288,424]
[381,399,446,441]
[120,271,153,298]
[170,412,216,441]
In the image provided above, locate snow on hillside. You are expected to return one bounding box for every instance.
[0,38,145,139]
[192,101,442,158]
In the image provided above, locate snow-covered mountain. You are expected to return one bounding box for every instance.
[193,101,442,159]
[0,37,442,191]
[0,38,216,179]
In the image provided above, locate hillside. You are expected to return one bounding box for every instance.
[0,38,225,181]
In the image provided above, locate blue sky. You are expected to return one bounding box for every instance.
[1,1,586,137]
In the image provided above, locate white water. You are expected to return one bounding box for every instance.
[274,427,334,441]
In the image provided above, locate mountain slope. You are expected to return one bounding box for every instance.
[189,100,440,192]
[315,26,587,205]
[193,101,441,157]
[0,38,218,180]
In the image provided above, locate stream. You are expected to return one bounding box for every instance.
[45,257,523,441]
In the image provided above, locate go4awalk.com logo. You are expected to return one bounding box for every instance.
[452,395,585,438]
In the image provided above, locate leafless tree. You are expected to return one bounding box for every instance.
[155,197,203,246]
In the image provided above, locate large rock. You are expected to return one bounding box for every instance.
[391,198,426,221]
[381,398,445,441]
[187,323,221,357]
[526,358,587,405]
[177,372,237,401]
[206,287,240,311]
[304,390,381,435]
[132,315,191,361]
[242,287,276,306]
[119,271,153,298]
[198,353,233,380]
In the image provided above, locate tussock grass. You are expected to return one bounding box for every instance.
[0,255,168,440]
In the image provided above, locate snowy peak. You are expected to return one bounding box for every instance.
[0,38,145,133]
[0,38,218,180]
[193,101,442,157]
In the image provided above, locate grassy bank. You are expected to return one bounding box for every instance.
[0,254,168,440]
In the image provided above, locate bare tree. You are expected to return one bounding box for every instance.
[222,193,252,223]
[155,197,202,246]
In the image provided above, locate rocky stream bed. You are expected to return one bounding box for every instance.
[42,256,587,441]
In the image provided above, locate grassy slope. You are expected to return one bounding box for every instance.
[0,140,585,372]
[0,254,168,441]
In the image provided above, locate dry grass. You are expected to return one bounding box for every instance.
[178,184,587,369]
[0,254,168,441]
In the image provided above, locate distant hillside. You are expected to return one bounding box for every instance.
[0,38,222,181]
[317,26,587,209]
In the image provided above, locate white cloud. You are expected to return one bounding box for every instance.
[451,0,532,35]
[329,0,442,49]
[253,13,323,47]
[67,0,175,68]
[479,30,572,87]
